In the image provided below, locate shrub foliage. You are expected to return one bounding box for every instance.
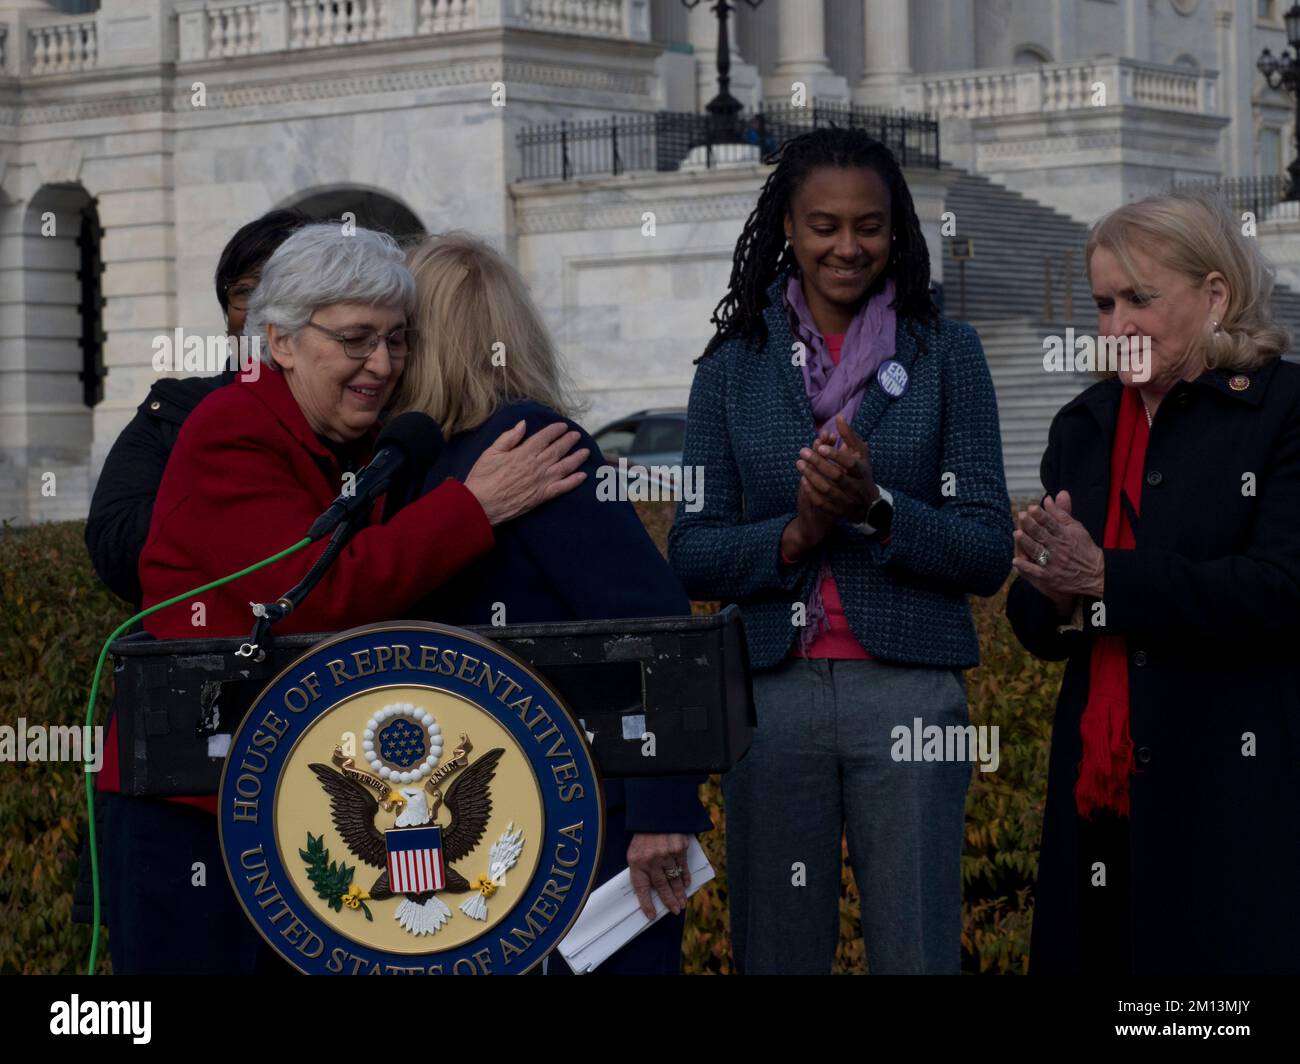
[1,509,1060,974]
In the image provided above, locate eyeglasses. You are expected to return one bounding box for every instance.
[301,319,417,361]
[224,280,258,311]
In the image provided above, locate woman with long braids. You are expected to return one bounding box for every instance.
[668,127,1013,974]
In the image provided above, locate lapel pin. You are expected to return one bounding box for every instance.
[1229,374,1249,391]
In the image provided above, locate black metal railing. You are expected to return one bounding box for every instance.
[516,101,941,182]
[1171,173,1289,217]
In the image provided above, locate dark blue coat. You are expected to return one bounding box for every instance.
[1007,360,1300,975]
[412,400,712,838]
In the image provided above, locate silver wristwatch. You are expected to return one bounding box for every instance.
[853,485,894,538]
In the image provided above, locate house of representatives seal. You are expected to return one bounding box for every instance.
[218,621,603,974]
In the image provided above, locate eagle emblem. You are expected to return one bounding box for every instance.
[305,701,524,936]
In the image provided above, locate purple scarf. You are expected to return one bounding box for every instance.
[784,273,897,652]
[786,273,896,434]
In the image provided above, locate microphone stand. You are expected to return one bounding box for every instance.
[238,508,368,662]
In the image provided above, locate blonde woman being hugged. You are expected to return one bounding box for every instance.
[391,232,711,976]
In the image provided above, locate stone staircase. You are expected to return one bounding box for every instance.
[959,318,1090,501]
[941,170,1096,327]
[940,169,1300,500]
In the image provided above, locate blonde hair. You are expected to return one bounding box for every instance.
[1084,192,1289,374]
[393,232,582,436]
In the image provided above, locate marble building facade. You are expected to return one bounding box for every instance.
[0,0,1295,522]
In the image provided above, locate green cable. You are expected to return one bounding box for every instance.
[84,536,313,975]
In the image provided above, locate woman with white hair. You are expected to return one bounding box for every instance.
[1006,193,1300,974]
[97,223,588,974]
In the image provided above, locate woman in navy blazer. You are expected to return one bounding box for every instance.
[394,232,711,975]
[669,128,1012,974]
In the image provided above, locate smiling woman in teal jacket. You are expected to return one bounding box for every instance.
[668,127,1013,974]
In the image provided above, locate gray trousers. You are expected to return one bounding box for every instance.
[723,657,972,974]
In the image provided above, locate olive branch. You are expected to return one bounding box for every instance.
[299,832,372,920]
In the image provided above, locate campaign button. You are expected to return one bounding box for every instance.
[877,360,909,398]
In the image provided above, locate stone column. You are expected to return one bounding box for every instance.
[1218,5,1252,179]
[853,0,911,108]
[85,133,177,490]
[95,0,175,67]
[1125,0,1152,62]
[1052,0,1076,66]
[766,0,848,104]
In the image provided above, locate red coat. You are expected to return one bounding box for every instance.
[99,366,493,808]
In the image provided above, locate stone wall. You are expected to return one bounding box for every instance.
[512,162,956,432]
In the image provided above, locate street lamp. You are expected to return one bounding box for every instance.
[1257,3,1300,199]
[681,0,764,143]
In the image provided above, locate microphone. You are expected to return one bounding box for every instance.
[308,412,444,541]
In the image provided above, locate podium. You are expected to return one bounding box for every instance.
[109,606,754,796]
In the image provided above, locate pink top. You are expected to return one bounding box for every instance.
[790,332,872,660]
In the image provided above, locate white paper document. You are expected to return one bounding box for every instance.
[556,836,715,974]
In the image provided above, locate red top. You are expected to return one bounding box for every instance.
[790,332,872,660]
[98,367,495,812]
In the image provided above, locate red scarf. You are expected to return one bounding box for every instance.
[1075,386,1148,817]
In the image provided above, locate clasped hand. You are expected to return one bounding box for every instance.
[784,415,879,558]
[1010,491,1106,610]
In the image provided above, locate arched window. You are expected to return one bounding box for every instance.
[7,184,102,523]
[283,188,426,242]
[24,185,103,412]
[1013,45,1053,67]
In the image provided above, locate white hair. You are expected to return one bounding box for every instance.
[243,223,415,366]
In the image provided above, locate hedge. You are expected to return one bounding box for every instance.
[0,507,1061,974]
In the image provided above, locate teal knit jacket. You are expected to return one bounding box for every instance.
[668,276,1013,670]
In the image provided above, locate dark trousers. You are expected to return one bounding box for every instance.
[724,659,970,974]
[1077,809,1134,975]
[95,793,289,975]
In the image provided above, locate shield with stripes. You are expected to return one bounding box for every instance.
[386,825,446,893]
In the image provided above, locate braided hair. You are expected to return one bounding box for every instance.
[701,126,938,360]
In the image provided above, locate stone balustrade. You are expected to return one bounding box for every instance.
[26,16,98,75]
[517,0,625,38]
[910,57,1217,119]
[175,0,646,63]
[0,0,646,74]
[289,0,386,47]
